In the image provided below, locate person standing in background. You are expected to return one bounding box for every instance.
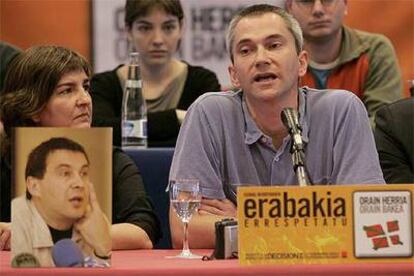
[91,0,221,147]
[286,0,402,126]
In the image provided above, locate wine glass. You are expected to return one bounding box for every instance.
[168,179,202,259]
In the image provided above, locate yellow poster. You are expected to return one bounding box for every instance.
[237,184,414,265]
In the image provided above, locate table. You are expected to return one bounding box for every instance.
[1,250,413,275]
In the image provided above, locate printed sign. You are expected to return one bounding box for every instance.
[237,185,413,265]
[353,191,412,257]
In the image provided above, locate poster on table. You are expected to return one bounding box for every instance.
[237,184,414,265]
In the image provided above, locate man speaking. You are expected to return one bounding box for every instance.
[169,4,384,249]
[12,137,111,267]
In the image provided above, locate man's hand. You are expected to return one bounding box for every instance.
[75,182,111,257]
[0,222,11,250]
[198,198,237,218]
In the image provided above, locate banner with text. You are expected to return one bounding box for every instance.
[237,184,413,265]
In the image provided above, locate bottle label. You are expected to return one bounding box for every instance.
[126,80,142,89]
[123,119,147,138]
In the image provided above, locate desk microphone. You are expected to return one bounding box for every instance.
[281,107,303,151]
[52,238,111,268]
[52,239,84,267]
[281,107,300,130]
[281,107,313,186]
[11,252,40,267]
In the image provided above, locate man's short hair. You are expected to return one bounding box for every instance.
[226,4,303,63]
[25,137,89,199]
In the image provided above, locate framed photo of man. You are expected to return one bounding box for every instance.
[11,127,112,267]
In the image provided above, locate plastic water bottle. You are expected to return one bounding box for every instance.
[121,52,147,148]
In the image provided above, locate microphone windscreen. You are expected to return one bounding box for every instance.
[11,252,40,267]
[281,107,297,132]
[52,239,84,267]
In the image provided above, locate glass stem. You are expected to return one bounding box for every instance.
[182,221,190,253]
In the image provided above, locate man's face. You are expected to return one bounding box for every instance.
[31,150,90,227]
[287,0,347,41]
[228,12,307,104]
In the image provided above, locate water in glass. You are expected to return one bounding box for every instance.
[168,179,202,259]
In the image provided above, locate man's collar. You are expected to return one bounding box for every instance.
[242,88,310,145]
[28,199,55,249]
[338,26,370,64]
[29,199,82,249]
[241,92,265,145]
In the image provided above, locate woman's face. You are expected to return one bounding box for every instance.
[127,8,182,66]
[33,70,92,128]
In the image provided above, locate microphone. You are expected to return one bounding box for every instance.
[281,107,303,151]
[281,107,313,186]
[52,238,111,268]
[52,239,84,267]
[11,252,40,267]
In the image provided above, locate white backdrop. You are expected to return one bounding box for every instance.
[92,0,285,88]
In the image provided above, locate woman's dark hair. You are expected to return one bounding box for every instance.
[0,45,91,155]
[125,0,184,29]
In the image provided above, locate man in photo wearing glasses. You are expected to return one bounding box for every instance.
[286,0,402,126]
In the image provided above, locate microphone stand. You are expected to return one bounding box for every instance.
[289,131,312,187]
[281,107,313,186]
[291,150,309,187]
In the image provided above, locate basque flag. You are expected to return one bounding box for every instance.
[387,220,399,233]
[363,224,385,237]
[372,237,389,250]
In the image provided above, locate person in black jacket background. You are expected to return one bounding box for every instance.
[91,0,221,147]
[374,97,414,184]
[0,41,21,93]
